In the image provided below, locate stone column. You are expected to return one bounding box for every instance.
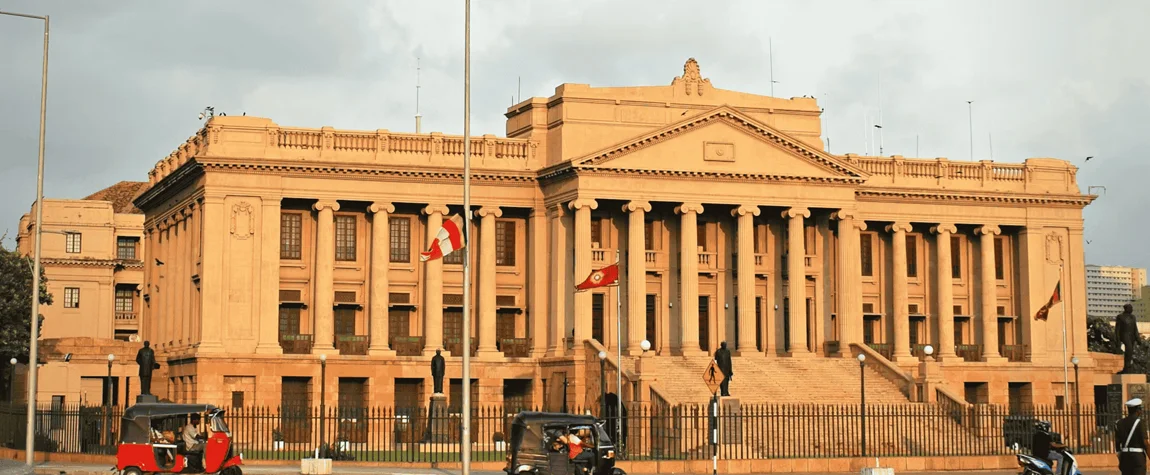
[570,199,598,345]
[312,200,340,354]
[256,199,284,354]
[676,202,705,356]
[624,201,651,355]
[197,196,225,353]
[547,204,569,357]
[368,202,396,356]
[931,224,958,361]
[175,213,186,346]
[476,206,503,358]
[529,211,549,356]
[832,210,866,351]
[888,222,913,361]
[422,204,450,355]
[733,205,760,354]
[783,207,811,356]
[976,225,1003,361]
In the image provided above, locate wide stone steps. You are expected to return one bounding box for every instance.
[642,355,911,406]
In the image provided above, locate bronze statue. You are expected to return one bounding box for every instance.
[714,341,733,397]
[1116,304,1139,374]
[431,349,445,394]
[135,341,159,395]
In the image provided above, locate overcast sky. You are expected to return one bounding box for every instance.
[1,0,1147,269]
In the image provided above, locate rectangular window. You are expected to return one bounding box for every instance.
[389,217,410,263]
[335,215,357,261]
[860,233,874,277]
[116,237,137,260]
[388,309,410,338]
[496,220,516,266]
[65,233,81,253]
[592,294,605,343]
[994,237,1005,280]
[64,287,80,308]
[115,288,133,313]
[279,307,301,336]
[280,213,303,260]
[753,224,763,254]
[231,391,245,409]
[906,235,918,278]
[951,236,962,279]
[591,219,603,247]
[334,307,356,336]
[697,223,708,251]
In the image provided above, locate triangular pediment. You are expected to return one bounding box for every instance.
[571,106,865,181]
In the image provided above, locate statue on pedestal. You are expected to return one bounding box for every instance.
[1116,304,1139,374]
[431,349,445,394]
[714,341,733,397]
[135,341,159,396]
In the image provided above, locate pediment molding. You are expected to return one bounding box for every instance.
[569,105,867,180]
[856,189,1095,207]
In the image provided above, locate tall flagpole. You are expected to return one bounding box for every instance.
[615,250,623,451]
[1060,263,1069,404]
[461,0,472,473]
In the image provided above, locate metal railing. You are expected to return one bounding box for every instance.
[279,334,314,355]
[0,402,1124,462]
[336,335,369,356]
[955,344,982,362]
[1000,344,1028,362]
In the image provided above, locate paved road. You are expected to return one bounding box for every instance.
[14,462,1127,475]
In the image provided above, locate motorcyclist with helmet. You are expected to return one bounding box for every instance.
[1032,420,1066,473]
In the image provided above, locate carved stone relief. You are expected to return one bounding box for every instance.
[1045,232,1064,264]
[230,202,255,240]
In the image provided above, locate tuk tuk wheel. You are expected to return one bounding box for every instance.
[221,467,243,475]
[612,468,626,475]
[121,468,143,475]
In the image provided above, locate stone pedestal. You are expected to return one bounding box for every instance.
[136,394,159,404]
[425,394,452,443]
[718,397,742,445]
[301,458,333,475]
[1108,373,1149,413]
[917,360,943,403]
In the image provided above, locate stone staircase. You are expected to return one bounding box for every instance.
[637,354,912,406]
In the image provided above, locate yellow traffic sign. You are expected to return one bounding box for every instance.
[703,359,726,395]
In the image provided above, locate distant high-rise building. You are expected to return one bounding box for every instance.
[1134,285,1150,321]
[1086,265,1147,317]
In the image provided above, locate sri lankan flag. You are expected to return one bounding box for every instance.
[1034,280,1062,321]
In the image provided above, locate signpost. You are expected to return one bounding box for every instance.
[703,361,724,475]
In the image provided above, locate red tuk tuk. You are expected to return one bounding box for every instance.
[115,403,243,475]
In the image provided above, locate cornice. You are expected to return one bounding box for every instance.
[41,258,143,269]
[569,167,863,185]
[134,161,204,211]
[856,189,1095,207]
[198,159,538,186]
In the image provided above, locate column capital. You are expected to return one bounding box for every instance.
[623,200,652,213]
[830,209,860,222]
[885,222,913,234]
[975,224,1001,236]
[313,200,341,212]
[422,203,450,216]
[930,223,958,235]
[675,202,704,214]
[368,202,395,214]
[569,198,598,211]
[475,206,503,218]
[781,207,810,219]
[731,204,761,217]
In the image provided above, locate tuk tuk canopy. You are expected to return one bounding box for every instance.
[120,403,219,444]
[508,412,600,453]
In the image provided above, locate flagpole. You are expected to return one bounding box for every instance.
[461,0,472,474]
[1060,263,1069,406]
[615,250,623,451]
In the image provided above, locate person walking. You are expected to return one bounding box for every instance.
[714,342,733,397]
[1117,398,1150,475]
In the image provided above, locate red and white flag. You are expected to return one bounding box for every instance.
[420,215,466,262]
[575,263,620,291]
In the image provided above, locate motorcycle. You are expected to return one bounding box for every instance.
[1016,446,1081,475]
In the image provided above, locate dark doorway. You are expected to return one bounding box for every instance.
[699,296,711,352]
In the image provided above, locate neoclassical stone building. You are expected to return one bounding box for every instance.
[133,59,1096,414]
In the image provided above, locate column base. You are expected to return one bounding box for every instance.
[367,347,397,357]
[195,342,225,355]
[254,344,283,355]
[891,354,916,365]
[313,347,339,356]
[786,350,814,359]
[675,348,709,357]
[545,347,566,358]
[982,356,1008,364]
[934,354,960,365]
[626,349,645,357]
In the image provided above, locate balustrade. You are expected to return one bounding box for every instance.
[999,344,1028,362]
[279,334,314,355]
[115,312,137,322]
[336,334,369,356]
[499,338,533,358]
[391,336,425,357]
[955,344,982,362]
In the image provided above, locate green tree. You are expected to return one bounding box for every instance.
[0,235,51,365]
[1087,314,1150,376]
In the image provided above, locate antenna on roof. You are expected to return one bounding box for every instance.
[862,112,870,155]
[876,71,884,156]
[967,100,974,161]
[988,133,994,161]
[822,93,830,152]
[517,76,521,103]
[415,57,422,134]
[768,37,779,96]
[916,134,920,157]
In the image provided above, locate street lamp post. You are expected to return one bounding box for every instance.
[0,9,50,467]
[319,354,327,453]
[8,358,16,402]
[857,353,867,457]
[922,345,934,402]
[106,354,114,447]
[598,351,607,418]
[1072,356,1081,448]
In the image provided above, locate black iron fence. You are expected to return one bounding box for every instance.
[0,402,1125,462]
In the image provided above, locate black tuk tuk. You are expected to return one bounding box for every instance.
[505,412,625,475]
